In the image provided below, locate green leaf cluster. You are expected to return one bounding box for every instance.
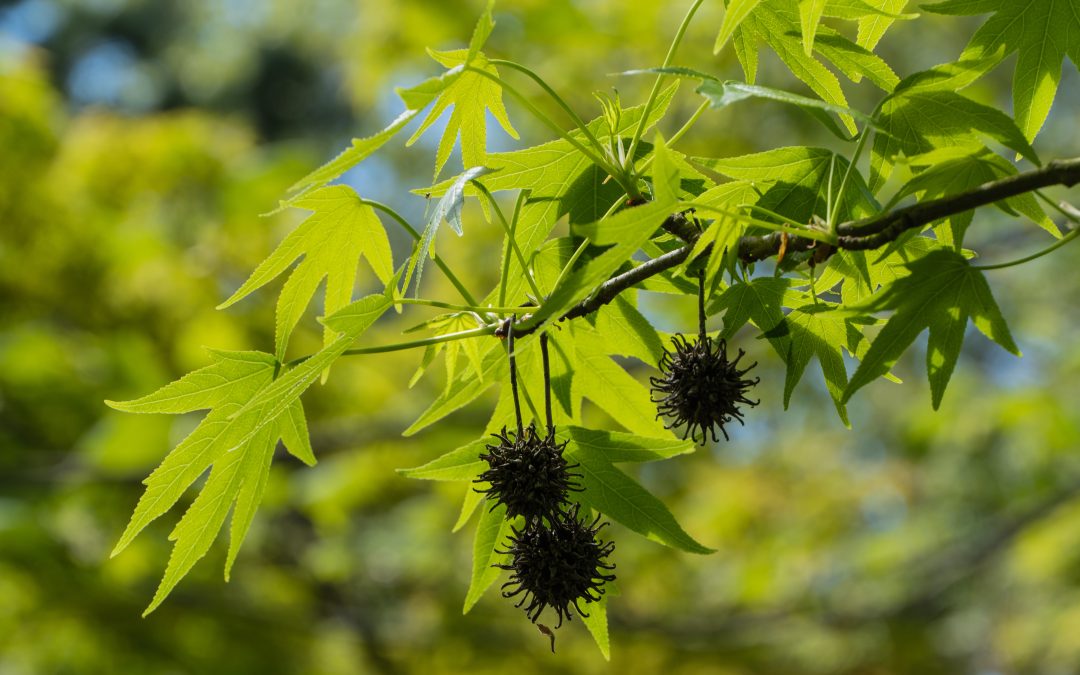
[104,0,1079,656]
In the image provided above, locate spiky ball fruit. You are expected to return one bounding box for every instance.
[496,504,616,627]
[475,423,581,524]
[650,334,759,444]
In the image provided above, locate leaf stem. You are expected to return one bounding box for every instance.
[828,126,872,232]
[285,324,496,367]
[548,237,592,296]
[497,190,530,311]
[685,202,838,245]
[464,66,630,192]
[357,197,478,305]
[393,298,534,314]
[472,180,545,301]
[634,99,710,175]
[487,58,606,156]
[1035,190,1080,224]
[973,225,1080,271]
[624,0,706,172]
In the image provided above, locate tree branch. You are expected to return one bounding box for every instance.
[514,157,1080,336]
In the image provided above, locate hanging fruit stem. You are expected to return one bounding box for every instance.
[697,272,707,341]
[507,320,524,436]
[540,332,554,435]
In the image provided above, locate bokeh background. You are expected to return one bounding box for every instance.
[2,1,1080,673]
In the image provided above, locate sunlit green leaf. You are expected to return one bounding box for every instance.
[926,0,1080,141]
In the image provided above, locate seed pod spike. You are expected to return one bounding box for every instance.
[651,274,760,445]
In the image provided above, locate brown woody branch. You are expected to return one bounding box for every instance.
[516,157,1080,336]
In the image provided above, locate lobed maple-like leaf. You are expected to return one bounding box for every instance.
[843,249,1020,408]
[722,0,903,134]
[870,87,1039,192]
[107,295,391,614]
[106,350,314,614]
[218,185,393,360]
[926,0,1080,142]
[419,83,679,307]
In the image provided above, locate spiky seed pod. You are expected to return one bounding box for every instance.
[475,423,582,524]
[496,504,616,627]
[650,333,760,444]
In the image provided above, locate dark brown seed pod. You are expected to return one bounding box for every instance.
[496,503,616,628]
[650,333,759,444]
[475,422,582,524]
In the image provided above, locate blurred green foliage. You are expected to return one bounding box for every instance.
[2,1,1080,673]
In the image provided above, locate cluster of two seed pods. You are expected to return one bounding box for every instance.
[475,274,759,631]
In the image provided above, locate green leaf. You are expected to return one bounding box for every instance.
[521,198,675,332]
[421,83,678,305]
[811,31,899,91]
[106,350,278,555]
[650,132,681,203]
[467,0,496,62]
[463,503,515,613]
[799,0,827,55]
[138,296,389,614]
[580,591,612,660]
[404,337,507,436]
[695,146,878,225]
[814,235,943,305]
[687,181,759,287]
[870,88,1040,192]
[893,51,1006,95]
[454,485,486,532]
[895,150,1057,247]
[856,0,911,51]
[843,250,1020,408]
[285,111,418,199]
[730,0,861,134]
[219,186,394,361]
[716,0,765,53]
[403,166,490,296]
[106,349,326,615]
[407,48,518,180]
[560,426,695,463]
[280,399,317,467]
[399,425,693,484]
[106,349,277,416]
[398,437,488,482]
[925,0,1080,141]
[565,437,713,554]
[284,68,463,198]
[572,326,671,437]
[764,303,865,425]
[589,295,665,364]
[710,276,808,339]
[644,67,874,131]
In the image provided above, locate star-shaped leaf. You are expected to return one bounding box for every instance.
[870,88,1039,191]
[219,185,393,360]
[764,303,871,425]
[843,249,1020,408]
[418,83,678,305]
[926,0,1080,141]
[106,350,315,614]
[108,294,391,614]
[407,47,518,180]
[725,0,891,134]
[695,146,878,226]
